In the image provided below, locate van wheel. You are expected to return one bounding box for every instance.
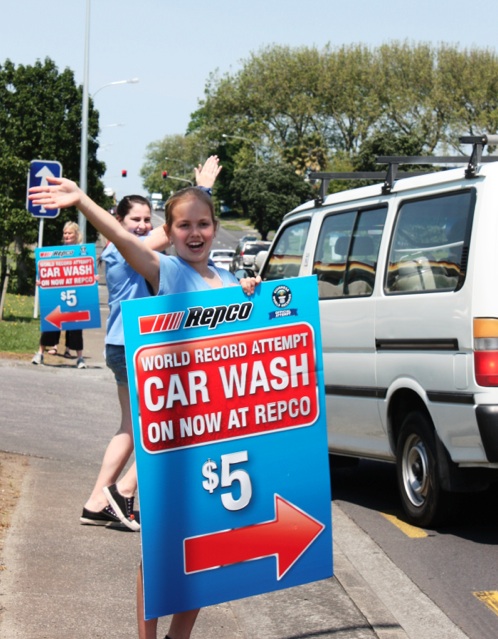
[396,411,451,527]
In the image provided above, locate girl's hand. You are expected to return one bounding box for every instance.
[195,155,222,189]
[239,274,262,296]
[145,224,171,252]
[28,177,82,210]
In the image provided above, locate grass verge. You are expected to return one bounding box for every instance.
[0,293,39,357]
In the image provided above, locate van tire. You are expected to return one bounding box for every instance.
[396,411,452,527]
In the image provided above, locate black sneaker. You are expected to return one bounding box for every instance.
[80,504,121,526]
[103,484,140,531]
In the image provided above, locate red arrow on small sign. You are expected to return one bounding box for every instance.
[184,495,324,579]
[45,306,91,329]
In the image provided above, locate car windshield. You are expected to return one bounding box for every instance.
[244,243,269,255]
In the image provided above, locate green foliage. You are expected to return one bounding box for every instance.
[230,162,313,239]
[0,58,107,293]
[140,133,216,198]
[189,41,498,171]
[141,41,498,240]
[354,128,426,171]
[0,293,39,354]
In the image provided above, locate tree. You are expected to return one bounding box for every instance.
[0,58,106,293]
[141,42,498,231]
[436,45,498,150]
[140,133,216,198]
[189,41,498,178]
[230,162,313,239]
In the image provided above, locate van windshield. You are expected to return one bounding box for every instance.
[261,219,310,281]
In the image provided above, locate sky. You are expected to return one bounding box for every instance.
[2,0,498,199]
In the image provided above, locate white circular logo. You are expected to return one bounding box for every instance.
[272,285,292,308]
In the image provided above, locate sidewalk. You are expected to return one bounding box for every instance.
[0,277,469,638]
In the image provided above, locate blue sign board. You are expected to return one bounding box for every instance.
[27,159,62,218]
[122,276,333,620]
[35,243,101,332]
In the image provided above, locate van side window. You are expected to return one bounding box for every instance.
[313,206,387,299]
[262,219,310,281]
[385,190,475,294]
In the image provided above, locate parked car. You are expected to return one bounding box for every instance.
[231,241,272,273]
[209,248,235,270]
[258,134,498,527]
[237,234,258,246]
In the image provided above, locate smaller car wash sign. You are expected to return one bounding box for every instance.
[35,244,101,332]
[122,276,332,620]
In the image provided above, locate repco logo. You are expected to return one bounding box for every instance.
[184,302,253,330]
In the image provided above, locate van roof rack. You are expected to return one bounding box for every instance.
[307,134,498,204]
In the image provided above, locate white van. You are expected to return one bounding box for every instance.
[259,135,498,526]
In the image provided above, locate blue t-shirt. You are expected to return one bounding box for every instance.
[101,242,151,345]
[156,255,239,296]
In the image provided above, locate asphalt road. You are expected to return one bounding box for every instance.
[0,353,470,639]
[0,247,475,639]
[332,460,498,639]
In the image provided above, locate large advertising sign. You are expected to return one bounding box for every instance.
[35,243,101,332]
[122,276,333,619]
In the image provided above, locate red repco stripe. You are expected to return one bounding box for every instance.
[139,312,184,334]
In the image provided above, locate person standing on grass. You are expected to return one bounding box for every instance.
[32,221,87,369]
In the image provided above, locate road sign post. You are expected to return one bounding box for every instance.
[28,159,63,318]
[122,276,333,619]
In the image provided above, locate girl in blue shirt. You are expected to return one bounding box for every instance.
[80,194,153,530]
[81,158,222,531]
[30,172,260,639]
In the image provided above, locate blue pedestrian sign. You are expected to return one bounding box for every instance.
[27,159,62,218]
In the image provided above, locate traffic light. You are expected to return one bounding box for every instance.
[162,170,168,179]
[121,170,127,178]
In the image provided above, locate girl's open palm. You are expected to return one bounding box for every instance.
[28,177,82,210]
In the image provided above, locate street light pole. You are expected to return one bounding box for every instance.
[222,133,260,163]
[92,78,139,98]
[78,0,91,241]
[166,175,193,187]
[78,0,140,242]
[165,157,193,174]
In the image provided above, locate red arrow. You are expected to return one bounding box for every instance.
[184,495,324,579]
[45,306,91,329]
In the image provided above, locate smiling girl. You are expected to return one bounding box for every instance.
[29,175,260,639]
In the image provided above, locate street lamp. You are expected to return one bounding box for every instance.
[92,78,139,99]
[221,133,260,163]
[78,1,140,241]
[78,0,91,242]
[165,157,194,174]
[165,175,193,187]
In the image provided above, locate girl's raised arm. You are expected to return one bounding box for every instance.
[29,177,160,293]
